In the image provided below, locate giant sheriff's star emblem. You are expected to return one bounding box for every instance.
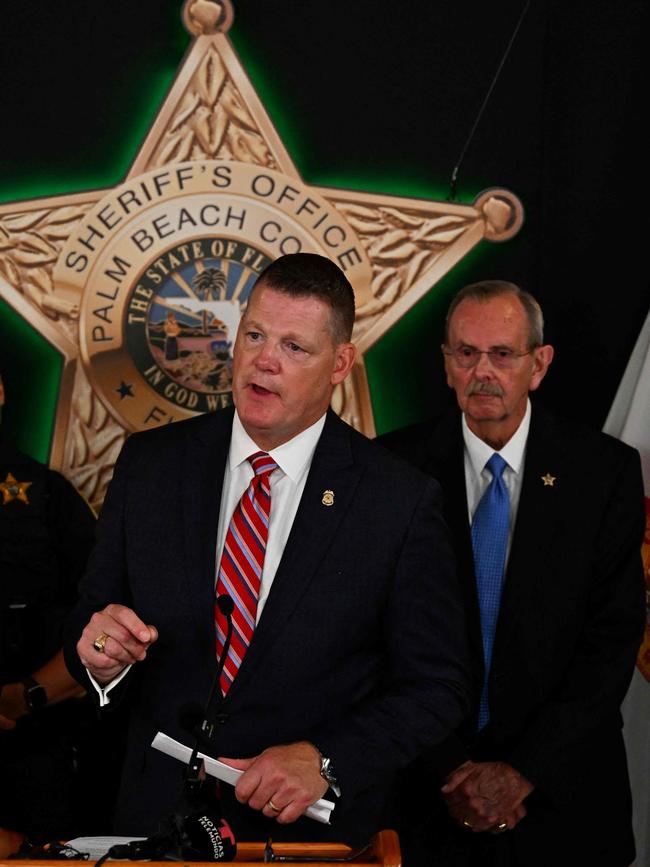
[0,0,522,510]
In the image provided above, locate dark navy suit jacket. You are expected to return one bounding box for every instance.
[380,403,645,867]
[65,406,470,845]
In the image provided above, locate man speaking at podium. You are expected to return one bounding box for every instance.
[65,253,470,846]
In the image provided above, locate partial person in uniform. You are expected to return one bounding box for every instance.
[0,375,98,854]
[64,253,471,846]
[380,281,645,867]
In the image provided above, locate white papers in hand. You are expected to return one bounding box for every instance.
[151,731,334,824]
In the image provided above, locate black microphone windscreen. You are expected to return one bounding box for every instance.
[217,594,235,617]
[182,812,237,861]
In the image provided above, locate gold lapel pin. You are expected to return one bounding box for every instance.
[541,473,556,487]
[322,489,335,506]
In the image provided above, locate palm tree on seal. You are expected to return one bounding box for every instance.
[192,267,228,334]
[192,267,227,301]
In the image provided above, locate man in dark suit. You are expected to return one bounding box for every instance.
[380,281,645,867]
[64,253,470,846]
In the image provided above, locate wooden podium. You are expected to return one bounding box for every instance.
[0,830,401,867]
[236,830,400,865]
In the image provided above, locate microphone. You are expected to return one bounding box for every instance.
[182,810,237,860]
[101,809,236,862]
[185,593,234,748]
[185,593,234,790]
[107,593,238,867]
[203,593,234,734]
[216,593,235,618]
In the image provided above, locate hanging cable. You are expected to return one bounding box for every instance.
[448,0,533,201]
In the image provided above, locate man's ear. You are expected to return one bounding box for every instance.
[442,344,454,388]
[331,343,356,385]
[530,344,554,392]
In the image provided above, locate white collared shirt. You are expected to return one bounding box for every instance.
[218,411,326,621]
[91,410,326,705]
[462,399,531,556]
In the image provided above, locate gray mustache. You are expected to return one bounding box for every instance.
[466,382,504,397]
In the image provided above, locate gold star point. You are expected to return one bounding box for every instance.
[0,472,32,505]
[541,473,556,487]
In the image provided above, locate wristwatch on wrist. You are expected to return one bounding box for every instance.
[318,753,341,797]
[22,676,47,712]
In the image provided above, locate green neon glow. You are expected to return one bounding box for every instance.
[230,31,474,204]
[311,173,451,201]
[3,14,499,455]
[0,298,62,462]
[0,69,179,206]
[0,58,181,460]
[228,31,308,168]
[367,233,527,435]
[231,28,498,434]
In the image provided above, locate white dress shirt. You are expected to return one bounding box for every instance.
[462,399,531,558]
[91,410,326,705]
[217,411,326,621]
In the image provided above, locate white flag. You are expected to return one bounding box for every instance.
[603,308,650,867]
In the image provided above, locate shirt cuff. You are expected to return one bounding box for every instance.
[86,665,132,707]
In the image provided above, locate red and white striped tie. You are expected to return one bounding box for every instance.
[215,451,277,694]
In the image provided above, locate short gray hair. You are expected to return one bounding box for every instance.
[444,280,544,348]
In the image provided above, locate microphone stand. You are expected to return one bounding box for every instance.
[96,596,236,864]
[185,594,234,796]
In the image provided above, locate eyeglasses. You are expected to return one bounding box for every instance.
[443,346,534,369]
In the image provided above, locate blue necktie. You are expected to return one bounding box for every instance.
[471,453,509,729]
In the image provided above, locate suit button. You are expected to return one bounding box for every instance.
[215,713,229,724]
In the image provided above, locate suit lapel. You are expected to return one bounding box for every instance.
[408,408,483,670]
[224,411,363,697]
[423,412,485,666]
[495,403,566,655]
[181,408,233,662]
[423,407,566,672]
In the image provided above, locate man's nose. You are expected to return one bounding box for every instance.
[473,350,495,377]
[255,342,280,371]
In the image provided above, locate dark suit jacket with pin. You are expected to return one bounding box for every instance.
[379,402,645,867]
[64,406,470,845]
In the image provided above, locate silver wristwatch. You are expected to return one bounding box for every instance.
[319,754,341,797]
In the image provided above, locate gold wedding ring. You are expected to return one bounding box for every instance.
[93,633,108,653]
[462,819,473,829]
[267,799,281,813]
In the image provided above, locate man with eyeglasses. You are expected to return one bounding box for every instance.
[380,281,645,867]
